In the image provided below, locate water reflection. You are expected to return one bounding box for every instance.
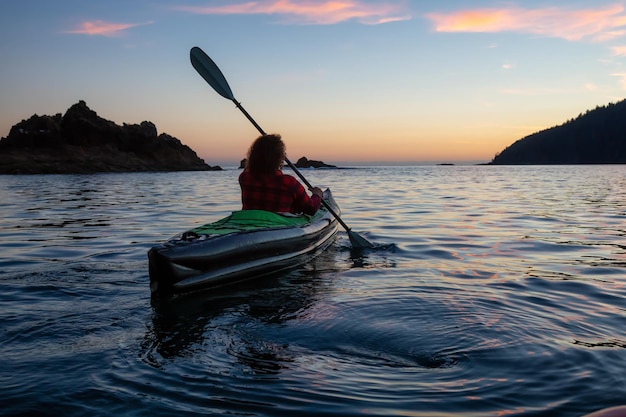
[347,242,398,269]
[2,167,625,416]
[142,246,343,372]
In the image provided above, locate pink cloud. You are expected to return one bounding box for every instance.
[612,45,626,55]
[65,20,153,37]
[176,0,410,25]
[426,4,626,42]
[611,72,626,88]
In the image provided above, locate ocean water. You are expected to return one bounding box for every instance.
[0,165,624,417]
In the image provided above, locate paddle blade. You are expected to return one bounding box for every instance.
[190,47,235,100]
[348,230,374,249]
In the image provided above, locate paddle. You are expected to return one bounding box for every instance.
[190,46,373,249]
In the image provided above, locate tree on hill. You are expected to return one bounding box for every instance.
[490,99,626,164]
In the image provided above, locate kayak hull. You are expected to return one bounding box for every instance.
[148,189,339,296]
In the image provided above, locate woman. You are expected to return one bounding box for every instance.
[239,134,323,215]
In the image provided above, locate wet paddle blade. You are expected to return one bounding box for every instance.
[348,230,374,249]
[190,47,235,100]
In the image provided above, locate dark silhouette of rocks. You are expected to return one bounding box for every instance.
[0,100,221,174]
[238,157,337,169]
[490,99,626,164]
[294,157,337,169]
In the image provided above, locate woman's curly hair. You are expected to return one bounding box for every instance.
[245,134,286,176]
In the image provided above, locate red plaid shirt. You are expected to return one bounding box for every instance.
[239,170,321,215]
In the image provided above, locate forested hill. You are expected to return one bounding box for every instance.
[490,99,626,164]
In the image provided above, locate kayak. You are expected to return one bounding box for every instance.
[148,189,339,297]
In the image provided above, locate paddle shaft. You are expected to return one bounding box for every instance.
[231,99,355,234]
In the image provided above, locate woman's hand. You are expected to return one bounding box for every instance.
[310,187,323,198]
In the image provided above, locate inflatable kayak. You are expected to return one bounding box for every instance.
[148,188,339,296]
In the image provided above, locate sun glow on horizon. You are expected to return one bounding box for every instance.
[2,1,625,166]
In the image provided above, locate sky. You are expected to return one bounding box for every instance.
[1,1,626,166]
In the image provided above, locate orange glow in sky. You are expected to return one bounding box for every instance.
[427,4,626,41]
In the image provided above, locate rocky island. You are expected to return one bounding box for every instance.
[238,156,337,169]
[294,157,337,169]
[0,101,221,174]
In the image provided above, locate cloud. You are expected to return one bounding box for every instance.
[611,72,626,88]
[65,20,153,37]
[175,0,410,25]
[499,87,569,96]
[612,45,626,55]
[426,4,626,42]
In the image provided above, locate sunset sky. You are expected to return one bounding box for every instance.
[1,1,626,165]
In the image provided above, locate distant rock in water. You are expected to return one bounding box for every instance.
[238,157,337,169]
[0,100,221,174]
[294,157,337,169]
[490,99,626,164]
